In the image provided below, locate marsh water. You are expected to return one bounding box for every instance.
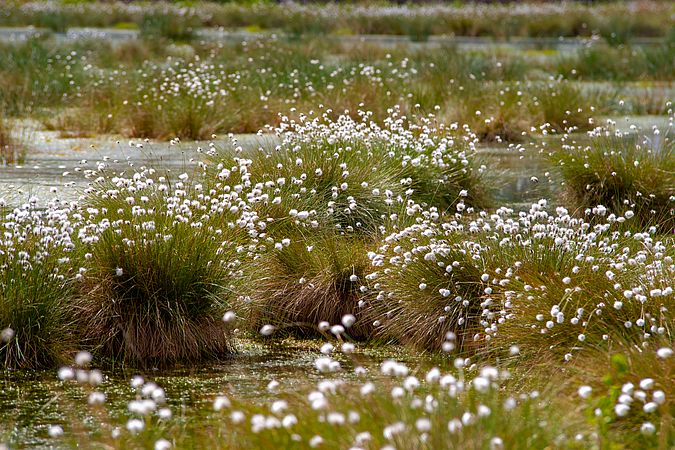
[0,339,428,447]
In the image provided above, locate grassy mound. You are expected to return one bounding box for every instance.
[364,220,493,351]
[472,202,674,368]
[551,129,674,232]
[0,204,78,369]
[76,162,259,366]
[241,112,488,338]
[246,233,372,339]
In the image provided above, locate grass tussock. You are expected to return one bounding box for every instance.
[0,204,78,369]
[364,220,492,352]
[0,38,86,116]
[491,239,670,363]
[531,79,593,132]
[245,234,372,339]
[241,111,488,338]
[569,343,674,448]
[464,200,675,372]
[551,129,675,232]
[75,165,258,366]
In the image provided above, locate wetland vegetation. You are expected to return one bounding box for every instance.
[0,1,673,449]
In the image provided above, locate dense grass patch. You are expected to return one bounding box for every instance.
[550,129,675,232]
[0,38,86,116]
[245,233,372,339]
[0,203,78,369]
[558,45,675,82]
[75,162,260,366]
[240,112,488,338]
[1,37,671,143]
[3,1,673,41]
[484,211,673,364]
[364,220,492,352]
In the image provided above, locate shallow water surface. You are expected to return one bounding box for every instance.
[0,339,422,447]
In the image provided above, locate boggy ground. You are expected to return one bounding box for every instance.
[0,3,673,449]
[0,109,672,449]
[0,31,672,148]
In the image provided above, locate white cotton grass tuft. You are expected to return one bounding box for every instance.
[213,396,231,411]
[341,314,356,328]
[260,325,276,336]
[75,351,92,367]
[656,347,672,359]
[154,439,172,450]
[0,328,14,343]
[126,418,144,434]
[48,425,64,438]
[578,386,592,399]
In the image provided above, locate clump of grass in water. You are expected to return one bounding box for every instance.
[0,38,86,116]
[139,13,197,42]
[557,45,675,82]
[473,201,673,367]
[241,110,488,339]
[550,126,674,233]
[240,116,409,337]
[259,110,489,222]
[363,215,494,352]
[76,160,261,367]
[246,233,373,339]
[531,79,593,133]
[0,201,79,369]
[445,81,531,143]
